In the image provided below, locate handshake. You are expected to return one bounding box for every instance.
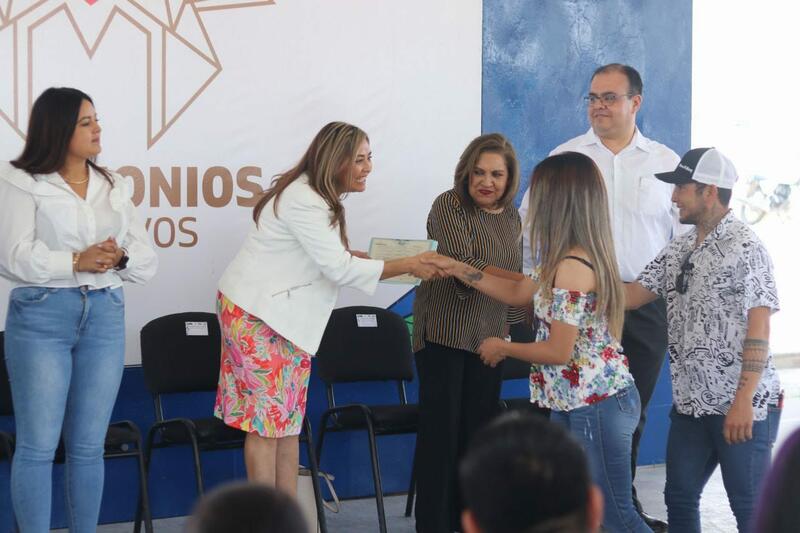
[349,248,464,283]
[409,251,460,281]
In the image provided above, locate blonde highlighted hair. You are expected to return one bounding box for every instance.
[252,121,368,246]
[527,152,624,338]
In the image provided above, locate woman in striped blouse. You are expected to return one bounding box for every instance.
[412,133,525,533]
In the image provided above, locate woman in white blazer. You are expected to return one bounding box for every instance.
[215,121,439,495]
[0,87,157,532]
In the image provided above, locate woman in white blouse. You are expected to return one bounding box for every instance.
[0,87,157,532]
[215,121,439,496]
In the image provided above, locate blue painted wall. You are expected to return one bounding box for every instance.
[483,0,692,203]
[0,1,692,529]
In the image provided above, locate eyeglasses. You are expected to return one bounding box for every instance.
[675,252,694,295]
[583,93,633,106]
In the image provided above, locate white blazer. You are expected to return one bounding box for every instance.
[219,175,384,354]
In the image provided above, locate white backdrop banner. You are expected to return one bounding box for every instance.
[0,0,482,363]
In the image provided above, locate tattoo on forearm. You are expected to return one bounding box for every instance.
[741,359,766,373]
[464,268,483,284]
[741,338,768,375]
[737,375,749,391]
[743,338,769,353]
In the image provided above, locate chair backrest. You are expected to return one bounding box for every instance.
[501,356,532,381]
[0,332,13,417]
[140,312,222,394]
[316,306,414,384]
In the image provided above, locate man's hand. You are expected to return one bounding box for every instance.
[477,337,508,367]
[723,398,754,445]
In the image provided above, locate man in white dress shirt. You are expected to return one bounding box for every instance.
[519,64,680,532]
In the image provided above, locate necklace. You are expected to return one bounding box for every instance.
[60,171,89,185]
[695,208,730,246]
[479,205,504,214]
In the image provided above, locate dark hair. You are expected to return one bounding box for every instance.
[187,482,308,533]
[453,133,520,212]
[694,183,732,206]
[753,428,800,532]
[11,87,111,183]
[717,187,732,206]
[252,121,368,246]
[592,63,643,96]
[460,412,592,533]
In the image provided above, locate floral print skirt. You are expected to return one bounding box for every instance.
[214,292,311,437]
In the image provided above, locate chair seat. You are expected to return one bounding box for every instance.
[159,416,246,445]
[105,424,141,453]
[329,404,418,434]
[0,431,14,460]
[50,422,143,462]
[500,397,537,411]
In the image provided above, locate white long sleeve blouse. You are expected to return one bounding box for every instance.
[0,161,158,289]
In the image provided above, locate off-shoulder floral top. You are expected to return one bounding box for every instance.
[528,265,634,412]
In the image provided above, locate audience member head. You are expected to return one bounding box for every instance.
[753,428,800,533]
[253,121,369,245]
[527,151,624,338]
[186,481,308,533]
[587,63,642,141]
[453,133,520,212]
[460,412,603,533]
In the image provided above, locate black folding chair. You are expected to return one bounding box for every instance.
[499,322,550,419]
[315,306,419,533]
[0,332,12,461]
[0,331,153,533]
[498,356,536,411]
[0,332,16,532]
[137,312,326,532]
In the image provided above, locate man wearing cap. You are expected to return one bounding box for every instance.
[626,147,782,533]
[519,63,679,531]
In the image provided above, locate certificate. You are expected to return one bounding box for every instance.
[368,237,438,285]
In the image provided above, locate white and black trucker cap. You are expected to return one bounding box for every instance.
[655,147,739,189]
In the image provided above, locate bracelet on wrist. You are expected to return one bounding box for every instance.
[115,248,130,271]
[72,252,81,272]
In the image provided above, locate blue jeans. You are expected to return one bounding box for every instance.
[665,405,781,533]
[551,386,651,533]
[4,286,125,533]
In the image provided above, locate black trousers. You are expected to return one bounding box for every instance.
[414,342,504,533]
[622,298,668,511]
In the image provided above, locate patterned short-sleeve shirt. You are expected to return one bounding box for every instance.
[637,211,780,420]
[529,270,635,412]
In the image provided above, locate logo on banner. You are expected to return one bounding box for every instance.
[0,0,274,147]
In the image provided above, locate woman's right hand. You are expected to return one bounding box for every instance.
[76,238,120,273]
[478,336,508,367]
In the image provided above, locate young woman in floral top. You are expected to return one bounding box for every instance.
[425,152,651,532]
